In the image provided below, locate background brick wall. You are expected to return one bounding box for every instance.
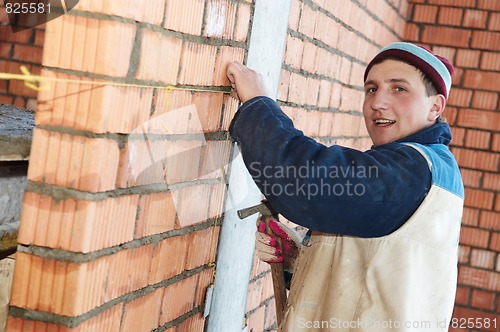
[5,0,251,330]
[0,0,44,109]
[405,1,500,331]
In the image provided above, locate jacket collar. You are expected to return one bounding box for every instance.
[397,118,452,146]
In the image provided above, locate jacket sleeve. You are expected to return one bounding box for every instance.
[229,96,432,238]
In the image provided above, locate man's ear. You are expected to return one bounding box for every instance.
[428,94,446,121]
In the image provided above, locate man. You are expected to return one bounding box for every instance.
[227,42,464,331]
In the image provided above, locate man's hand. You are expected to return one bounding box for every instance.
[255,218,302,272]
[226,61,268,103]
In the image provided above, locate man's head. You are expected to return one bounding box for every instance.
[362,42,454,147]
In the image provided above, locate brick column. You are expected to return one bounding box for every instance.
[6,0,252,330]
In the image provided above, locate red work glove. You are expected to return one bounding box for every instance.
[255,218,302,272]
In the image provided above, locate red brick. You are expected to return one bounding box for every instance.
[495,194,500,212]
[0,26,32,43]
[458,244,470,264]
[305,78,320,106]
[43,15,136,77]
[451,307,500,332]
[204,0,237,39]
[195,269,214,307]
[149,235,188,285]
[12,44,43,64]
[135,29,182,84]
[459,226,491,248]
[421,26,470,48]
[428,0,475,6]
[247,305,266,332]
[298,2,316,38]
[301,42,318,73]
[135,192,177,238]
[27,128,120,192]
[463,9,488,29]
[480,51,500,71]
[75,0,165,24]
[412,5,438,23]
[463,69,500,91]
[121,288,163,331]
[246,277,264,312]
[458,266,500,291]
[288,0,301,31]
[493,134,500,152]
[284,35,305,69]
[234,3,252,42]
[153,89,226,133]
[178,42,218,85]
[185,226,219,270]
[106,245,154,300]
[471,289,496,310]
[404,23,420,42]
[437,7,463,26]
[455,49,480,68]
[464,188,495,210]
[489,12,500,31]
[265,298,277,330]
[9,253,109,316]
[160,274,198,324]
[288,72,307,105]
[459,168,482,188]
[34,29,45,47]
[451,127,466,146]
[490,232,500,251]
[448,88,472,107]
[471,91,498,110]
[277,69,291,102]
[455,286,470,305]
[443,107,458,124]
[470,249,496,270]
[465,129,491,149]
[477,0,500,11]
[19,192,138,253]
[163,0,204,35]
[176,314,205,331]
[471,31,500,51]
[462,207,480,226]
[37,71,153,134]
[457,109,500,132]
[479,211,500,230]
[482,173,500,191]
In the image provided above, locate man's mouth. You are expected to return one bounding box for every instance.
[373,118,396,127]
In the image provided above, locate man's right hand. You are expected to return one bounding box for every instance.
[255,218,303,272]
[226,61,269,103]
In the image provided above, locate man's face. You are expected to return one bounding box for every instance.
[363,59,443,147]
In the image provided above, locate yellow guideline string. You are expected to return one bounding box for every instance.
[0,65,230,94]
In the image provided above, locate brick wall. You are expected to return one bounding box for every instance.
[6,0,251,330]
[0,0,44,109]
[243,0,411,330]
[405,1,500,331]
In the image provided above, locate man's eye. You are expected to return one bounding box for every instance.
[395,86,406,92]
[366,87,376,93]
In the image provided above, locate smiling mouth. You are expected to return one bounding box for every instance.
[373,119,396,127]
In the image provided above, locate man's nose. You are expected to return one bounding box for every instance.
[370,90,389,111]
